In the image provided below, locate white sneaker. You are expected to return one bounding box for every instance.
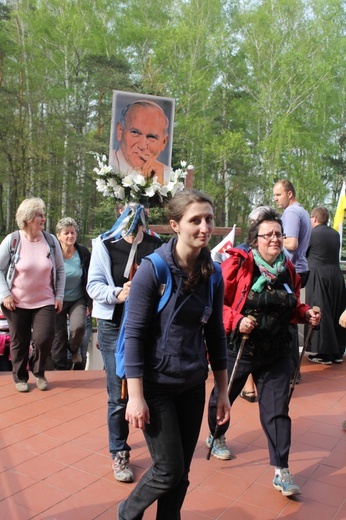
[35,377,48,391]
[15,381,29,393]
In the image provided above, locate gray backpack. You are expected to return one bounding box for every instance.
[6,230,56,288]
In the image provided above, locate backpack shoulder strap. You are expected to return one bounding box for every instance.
[42,230,56,258]
[146,252,172,312]
[210,261,222,302]
[6,231,20,287]
[115,253,172,379]
[10,231,20,257]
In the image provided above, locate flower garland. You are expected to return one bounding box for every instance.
[92,152,189,207]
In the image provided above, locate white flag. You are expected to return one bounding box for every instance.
[211,224,236,263]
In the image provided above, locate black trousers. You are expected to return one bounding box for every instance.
[208,349,291,468]
[120,382,205,520]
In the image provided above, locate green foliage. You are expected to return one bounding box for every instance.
[0,0,346,243]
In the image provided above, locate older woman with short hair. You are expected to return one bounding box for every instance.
[51,217,91,370]
[0,197,65,392]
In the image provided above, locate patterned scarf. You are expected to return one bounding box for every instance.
[251,249,286,293]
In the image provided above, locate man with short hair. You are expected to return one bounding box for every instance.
[111,100,170,184]
[273,179,311,381]
[306,206,345,364]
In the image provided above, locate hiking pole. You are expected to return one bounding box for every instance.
[288,306,320,403]
[207,315,256,460]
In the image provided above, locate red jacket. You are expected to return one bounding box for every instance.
[222,247,310,335]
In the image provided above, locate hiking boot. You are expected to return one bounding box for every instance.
[206,433,232,460]
[273,468,301,496]
[15,381,29,393]
[35,377,48,391]
[113,451,134,482]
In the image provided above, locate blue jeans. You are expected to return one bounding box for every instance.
[97,319,130,457]
[120,381,205,520]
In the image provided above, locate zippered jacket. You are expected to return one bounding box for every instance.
[222,245,310,336]
[87,235,123,320]
[124,238,228,387]
[74,242,91,308]
[87,233,161,320]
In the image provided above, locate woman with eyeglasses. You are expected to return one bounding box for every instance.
[207,207,320,497]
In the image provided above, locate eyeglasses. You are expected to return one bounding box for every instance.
[257,231,285,241]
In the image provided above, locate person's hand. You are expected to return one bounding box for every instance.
[117,281,132,302]
[139,157,164,183]
[55,299,63,313]
[239,316,257,335]
[1,295,17,311]
[216,391,231,426]
[339,310,346,328]
[305,307,321,327]
[126,397,150,431]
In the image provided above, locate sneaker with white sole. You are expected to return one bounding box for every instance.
[35,377,48,391]
[273,468,301,496]
[206,433,232,460]
[308,354,332,365]
[332,356,344,364]
[113,451,134,482]
[15,381,29,393]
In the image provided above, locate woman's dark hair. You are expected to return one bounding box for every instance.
[167,189,215,292]
[246,207,283,247]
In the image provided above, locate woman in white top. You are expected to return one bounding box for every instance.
[0,198,65,392]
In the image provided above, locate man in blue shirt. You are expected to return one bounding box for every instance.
[273,179,311,381]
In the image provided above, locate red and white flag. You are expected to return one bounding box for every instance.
[211,224,236,263]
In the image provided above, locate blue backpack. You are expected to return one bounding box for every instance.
[115,252,222,379]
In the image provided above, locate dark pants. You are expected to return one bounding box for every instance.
[3,305,56,383]
[79,313,92,368]
[208,350,291,468]
[289,270,308,379]
[288,323,299,379]
[51,298,86,369]
[120,382,205,520]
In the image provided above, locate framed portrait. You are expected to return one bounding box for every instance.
[109,91,175,184]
